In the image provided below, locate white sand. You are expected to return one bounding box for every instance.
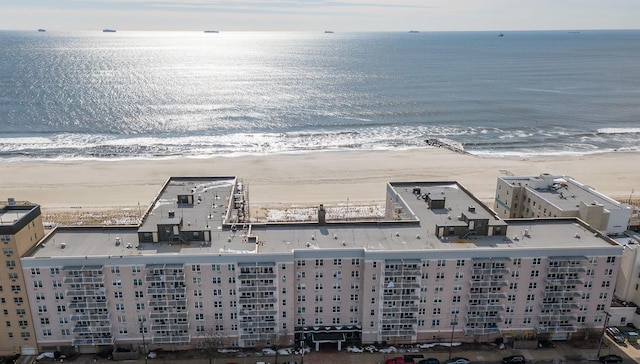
[1,148,639,210]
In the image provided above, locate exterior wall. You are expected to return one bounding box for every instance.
[0,206,44,356]
[614,242,640,305]
[21,246,622,352]
[496,175,632,235]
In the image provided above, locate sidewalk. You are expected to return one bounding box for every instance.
[38,339,639,364]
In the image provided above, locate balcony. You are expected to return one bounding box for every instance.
[383,270,421,277]
[465,316,502,324]
[538,313,577,321]
[151,323,190,331]
[239,321,277,329]
[546,266,586,274]
[64,276,104,284]
[380,329,416,336]
[471,268,510,275]
[148,299,187,308]
[540,302,580,310]
[152,335,191,344]
[73,325,112,334]
[145,274,185,282]
[147,287,186,295]
[68,301,108,309]
[65,288,106,297]
[469,280,508,289]
[71,314,109,321]
[72,337,114,345]
[149,312,188,320]
[544,277,584,286]
[239,286,276,293]
[468,292,507,300]
[543,290,582,299]
[467,304,505,312]
[237,273,277,280]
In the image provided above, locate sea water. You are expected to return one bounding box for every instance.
[0,30,639,160]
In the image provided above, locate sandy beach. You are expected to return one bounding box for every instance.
[1,148,639,215]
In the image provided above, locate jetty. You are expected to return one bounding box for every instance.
[425,138,470,155]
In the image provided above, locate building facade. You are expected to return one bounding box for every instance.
[494,173,632,235]
[0,203,45,356]
[14,177,623,355]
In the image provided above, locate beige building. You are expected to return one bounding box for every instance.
[14,177,623,355]
[0,202,45,356]
[494,173,633,235]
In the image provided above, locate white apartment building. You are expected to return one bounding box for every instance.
[494,173,633,235]
[16,177,623,355]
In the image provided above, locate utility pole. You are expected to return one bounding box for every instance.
[140,318,148,364]
[448,314,458,360]
[596,312,611,358]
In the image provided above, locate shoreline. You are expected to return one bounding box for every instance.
[2,148,639,212]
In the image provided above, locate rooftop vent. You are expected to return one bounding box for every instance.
[168,210,175,218]
[468,206,476,212]
[60,242,66,249]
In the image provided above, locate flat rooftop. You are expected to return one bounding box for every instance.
[28,179,621,259]
[138,177,237,233]
[501,175,623,211]
[0,208,31,226]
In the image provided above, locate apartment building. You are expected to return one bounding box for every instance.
[494,173,633,235]
[0,202,46,356]
[15,177,623,355]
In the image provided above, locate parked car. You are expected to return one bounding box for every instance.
[606,327,626,344]
[537,340,556,348]
[418,359,440,364]
[503,355,525,364]
[445,358,470,364]
[599,354,623,363]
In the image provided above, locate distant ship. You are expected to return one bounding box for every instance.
[498,32,504,37]
[324,30,334,34]
[204,30,219,33]
[37,29,46,32]
[102,29,116,33]
[409,30,420,33]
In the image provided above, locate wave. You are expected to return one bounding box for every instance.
[597,127,640,135]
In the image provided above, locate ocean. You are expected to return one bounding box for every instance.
[0,30,639,161]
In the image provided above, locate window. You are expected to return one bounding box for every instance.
[437,260,446,267]
[513,258,521,266]
[136,303,145,310]
[606,257,616,263]
[351,271,360,278]
[533,258,541,265]
[192,264,201,272]
[526,294,535,301]
[111,266,120,274]
[433,308,441,315]
[602,281,611,288]
[604,268,613,276]
[133,278,142,286]
[57,305,66,312]
[132,266,141,273]
[112,279,122,286]
[115,304,124,311]
[315,259,324,266]
[135,291,144,298]
[334,259,342,266]
[33,281,43,288]
[40,318,49,325]
[30,268,40,275]
[525,305,533,313]
[114,292,123,299]
[528,282,537,289]
[456,259,465,267]
[37,306,47,313]
[530,270,539,278]
[59,317,68,324]
[195,313,204,320]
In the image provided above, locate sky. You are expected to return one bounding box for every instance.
[0,0,638,32]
